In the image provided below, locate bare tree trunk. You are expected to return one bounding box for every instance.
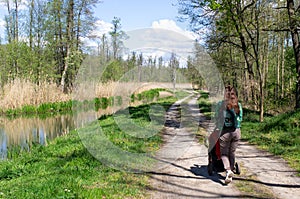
[263,35,269,100]
[29,0,34,49]
[276,37,281,100]
[281,33,287,98]
[255,14,264,122]
[60,0,74,93]
[61,49,70,92]
[5,0,13,43]
[287,0,300,109]
[242,63,249,103]
[14,0,19,42]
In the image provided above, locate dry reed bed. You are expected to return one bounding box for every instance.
[0,79,70,110]
[0,79,116,111]
[0,79,192,111]
[0,80,191,147]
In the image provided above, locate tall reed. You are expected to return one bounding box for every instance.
[0,79,189,111]
[0,79,70,110]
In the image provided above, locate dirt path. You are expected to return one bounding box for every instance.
[237,142,300,199]
[146,93,300,199]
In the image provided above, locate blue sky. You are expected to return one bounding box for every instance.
[89,0,197,46]
[89,0,198,65]
[0,0,195,43]
[95,0,189,31]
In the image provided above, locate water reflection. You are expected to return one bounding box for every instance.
[0,107,114,160]
[0,90,167,160]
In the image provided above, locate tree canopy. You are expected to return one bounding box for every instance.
[178,0,300,120]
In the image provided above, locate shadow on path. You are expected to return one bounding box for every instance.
[147,94,293,198]
[147,175,266,198]
[190,164,225,185]
[146,162,270,199]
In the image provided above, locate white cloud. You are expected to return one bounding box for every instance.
[152,19,182,32]
[123,28,196,68]
[89,20,113,38]
[0,18,5,27]
[84,20,113,48]
[84,19,200,56]
[0,18,5,40]
[151,19,197,40]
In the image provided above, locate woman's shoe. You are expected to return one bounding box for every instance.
[225,170,234,184]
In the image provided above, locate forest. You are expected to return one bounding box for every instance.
[0,0,299,122]
[178,0,300,121]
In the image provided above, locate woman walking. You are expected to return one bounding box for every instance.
[214,85,243,184]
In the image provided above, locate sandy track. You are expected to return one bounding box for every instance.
[146,93,300,199]
[237,141,300,199]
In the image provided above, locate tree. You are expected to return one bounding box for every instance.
[109,17,128,59]
[287,0,300,109]
[60,0,74,92]
[137,52,143,82]
[186,41,206,90]
[179,0,300,113]
[3,0,22,77]
[169,52,179,92]
[44,0,100,91]
[26,0,52,84]
[3,0,19,43]
[178,0,269,121]
[0,0,102,89]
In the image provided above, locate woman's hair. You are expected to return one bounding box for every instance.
[224,85,240,114]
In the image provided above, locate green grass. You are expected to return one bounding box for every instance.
[174,89,191,99]
[133,88,163,103]
[4,100,74,118]
[0,97,177,199]
[0,131,149,198]
[197,90,213,119]
[242,109,300,174]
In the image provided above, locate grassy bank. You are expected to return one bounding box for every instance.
[3,97,115,117]
[197,90,213,119]
[0,96,177,198]
[242,109,300,174]
[197,91,300,175]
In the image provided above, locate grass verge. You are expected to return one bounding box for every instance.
[242,109,300,175]
[0,96,177,198]
[197,90,213,119]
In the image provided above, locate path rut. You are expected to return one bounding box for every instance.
[146,94,300,199]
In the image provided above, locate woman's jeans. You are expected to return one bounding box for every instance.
[219,127,241,171]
